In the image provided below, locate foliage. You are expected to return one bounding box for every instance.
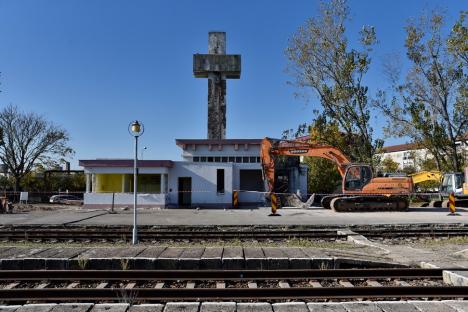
[0,104,74,190]
[304,157,341,194]
[286,0,383,167]
[380,157,400,173]
[374,10,467,172]
[401,165,417,175]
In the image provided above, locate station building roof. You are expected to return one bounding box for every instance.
[79,159,174,168]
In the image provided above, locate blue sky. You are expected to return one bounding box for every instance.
[0,0,465,167]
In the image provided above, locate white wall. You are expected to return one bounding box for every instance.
[181,144,260,160]
[84,193,167,208]
[167,162,233,207]
[84,167,169,174]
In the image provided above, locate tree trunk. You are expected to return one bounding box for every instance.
[14,177,21,193]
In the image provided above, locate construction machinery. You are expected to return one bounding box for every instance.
[433,169,468,208]
[260,137,414,212]
[409,171,442,186]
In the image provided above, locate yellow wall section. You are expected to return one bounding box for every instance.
[95,174,161,193]
[95,174,123,192]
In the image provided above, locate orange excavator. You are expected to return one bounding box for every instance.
[260,137,414,212]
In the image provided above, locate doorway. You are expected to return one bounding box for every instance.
[178,177,192,207]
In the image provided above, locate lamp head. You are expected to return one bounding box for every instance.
[129,120,144,137]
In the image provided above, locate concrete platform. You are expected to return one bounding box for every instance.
[0,246,401,270]
[1,301,467,312]
[0,207,466,226]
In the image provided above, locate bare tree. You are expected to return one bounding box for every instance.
[0,104,73,191]
[375,11,467,171]
[286,0,383,166]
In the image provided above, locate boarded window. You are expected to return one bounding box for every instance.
[240,170,263,191]
[217,169,225,193]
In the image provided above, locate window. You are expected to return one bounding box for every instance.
[243,157,249,163]
[240,170,263,191]
[256,157,261,163]
[228,157,235,162]
[201,156,207,162]
[214,156,221,162]
[193,157,200,162]
[217,169,225,193]
[235,157,242,163]
[221,157,228,162]
[207,157,214,162]
[249,157,256,163]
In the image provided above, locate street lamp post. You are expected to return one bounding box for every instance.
[128,120,144,245]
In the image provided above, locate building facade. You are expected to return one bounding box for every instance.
[80,139,308,209]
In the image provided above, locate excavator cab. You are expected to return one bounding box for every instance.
[343,165,373,191]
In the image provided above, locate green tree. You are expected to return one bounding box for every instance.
[305,157,341,194]
[286,0,383,167]
[380,157,400,173]
[375,11,467,172]
[0,105,73,191]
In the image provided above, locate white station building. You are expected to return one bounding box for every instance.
[79,139,308,209]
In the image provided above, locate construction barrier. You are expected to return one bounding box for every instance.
[232,190,238,209]
[269,192,280,216]
[448,192,456,214]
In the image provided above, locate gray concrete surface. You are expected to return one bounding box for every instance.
[200,302,236,312]
[272,302,308,312]
[128,304,164,312]
[89,304,129,312]
[1,207,466,226]
[49,304,94,312]
[163,302,200,312]
[443,270,468,286]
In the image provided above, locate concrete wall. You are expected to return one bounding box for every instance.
[181,144,260,160]
[84,192,167,208]
[167,162,233,207]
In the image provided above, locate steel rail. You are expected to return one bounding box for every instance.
[0,269,447,281]
[0,286,467,301]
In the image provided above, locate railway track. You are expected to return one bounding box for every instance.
[0,225,467,243]
[0,268,467,302]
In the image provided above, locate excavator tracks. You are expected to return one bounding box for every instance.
[330,196,409,212]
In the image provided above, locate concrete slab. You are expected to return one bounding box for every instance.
[4,207,467,227]
[307,303,347,312]
[342,302,383,312]
[272,302,308,312]
[377,302,420,312]
[281,247,311,269]
[200,302,236,312]
[244,247,267,270]
[50,303,94,312]
[90,303,129,312]
[262,247,288,269]
[163,302,199,312]
[409,301,458,312]
[443,270,468,286]
[0,259,22,270]
[179,247,205,270]
[301,248,334,269]
[0,306,21,312]
[128,304,164,312]
[156,247,184,269]
[15,304,57,312]
[444,301,468,312]
[222,247,244,269]
[136,247,166,258]
[201,247,223,269]
[236,303,272,312]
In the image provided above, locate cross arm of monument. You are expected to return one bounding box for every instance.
[193,54,241,79]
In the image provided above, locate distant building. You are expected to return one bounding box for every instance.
[380,138,468,171]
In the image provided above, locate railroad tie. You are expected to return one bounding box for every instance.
[35,283,49,289]
[395,280,411,287]
[67,282,79,289]
[155,282,165,289]
[125,282,136,289]
[4,282,19,289]
[367,280,383,287]
[278,281,290,288]
[339,280,354,287]
[248,282,257,288]
[96,282,108,289]
[309,280,322,288]
[216,282,226,288]
[186,282,196,289]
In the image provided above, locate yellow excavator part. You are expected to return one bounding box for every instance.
[409,171,441,184]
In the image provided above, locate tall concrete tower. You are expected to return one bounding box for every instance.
[193,32,241,139]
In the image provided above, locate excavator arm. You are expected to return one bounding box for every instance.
[260,137,351,193]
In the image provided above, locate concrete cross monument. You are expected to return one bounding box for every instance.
[193,32,241,139]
